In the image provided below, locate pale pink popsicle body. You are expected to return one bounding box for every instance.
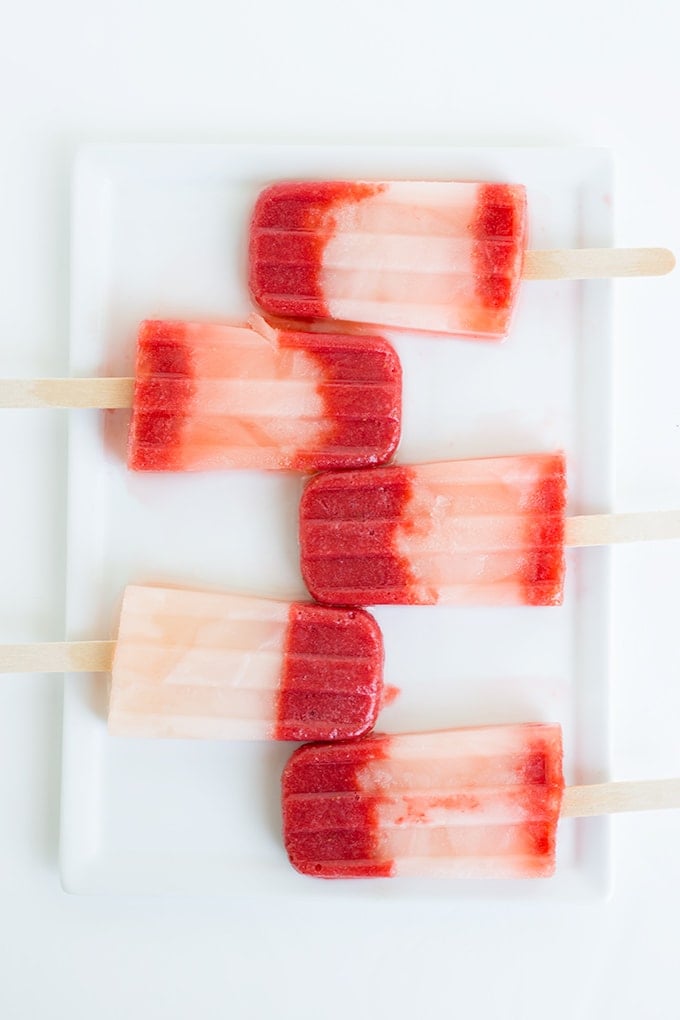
[282,723,564,879]
[109,585,384,741]
[249,181,527,338]
[127,319,401,471]
[299,453,567,607]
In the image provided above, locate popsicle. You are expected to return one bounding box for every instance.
[282,723,680,880]
[0,586,386,741]
[0,317,402,473]
[299,452,680,607]
[249,180,674,339]
[300,452,567,606]
[283,723,564,878]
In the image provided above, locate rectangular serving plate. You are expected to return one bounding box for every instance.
[60,144,612,898]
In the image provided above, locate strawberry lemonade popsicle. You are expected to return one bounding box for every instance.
[109,585,384,741]
[282,723,564,878]
[127,317,401,471]
[249,181,674,340]
[249,181,527,338]
[299,452,567,607]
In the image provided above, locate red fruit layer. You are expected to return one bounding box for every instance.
[279,329,401,471]
[520,453,566,606]
[128,321,194,470]
[282,736,393,878]
[249,181,384,319]
[299,465,416,606]
[274,603,384,742]
[471,184,527,312]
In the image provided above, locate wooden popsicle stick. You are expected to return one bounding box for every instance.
[523,247,675,280]
[0,378,134,409]
[562,779,680,817]
[0,641,115,673]
[565,510,680,547]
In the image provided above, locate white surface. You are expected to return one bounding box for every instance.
[61,144,612,898]
[1,0,679,1016]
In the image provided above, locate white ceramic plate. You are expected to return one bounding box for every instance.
[60,145,613,898]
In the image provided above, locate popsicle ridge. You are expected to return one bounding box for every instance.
[282,724,564,879]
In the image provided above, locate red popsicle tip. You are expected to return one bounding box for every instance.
[249,181,385,320]
[274,603,385,742]
[282,736,394,878]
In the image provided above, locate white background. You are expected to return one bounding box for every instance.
[0,1,679,1017]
